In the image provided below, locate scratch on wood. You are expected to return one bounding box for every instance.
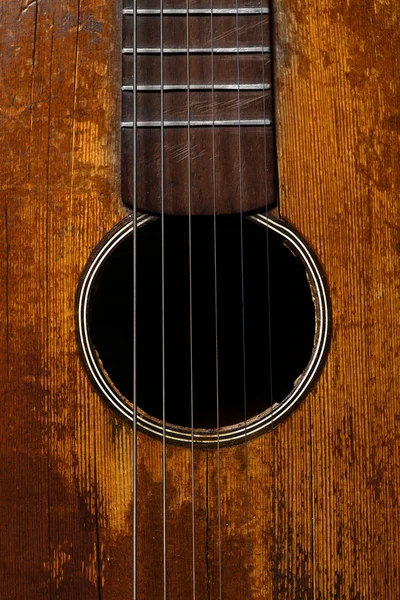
[214,18,269,44]
[28,0,39,140]
[18,0,38,21]
[70,0,81,212]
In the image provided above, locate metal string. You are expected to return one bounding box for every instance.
[263,2,277,594]
[160,0,167,596]
[261,0,272,396]
[210,0,222,597]
[235,1,251,597]
[260,0,276,591]
[186,2,196,598]
[260,6,274,410]
[132,2,273,596]
[132,0,138,596]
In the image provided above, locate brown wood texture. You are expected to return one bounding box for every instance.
[121,0,278,214]
[0,0,399,599]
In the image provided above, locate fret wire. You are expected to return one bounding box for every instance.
[122,119,273,127]
[123,7,270,14]
[122,83,271,91]
[123,46,271,54]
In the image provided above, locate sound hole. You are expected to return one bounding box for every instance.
[88,216,315,430]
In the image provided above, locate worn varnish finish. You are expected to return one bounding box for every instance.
[276,1,400,596]
[0,0,399,599]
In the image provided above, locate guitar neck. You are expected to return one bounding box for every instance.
[121,0,277,215]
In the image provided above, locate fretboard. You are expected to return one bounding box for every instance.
[121,0,277,215]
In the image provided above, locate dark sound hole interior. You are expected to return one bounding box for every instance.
[89,217,315,429]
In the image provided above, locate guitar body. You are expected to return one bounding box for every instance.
[1,0,399,598]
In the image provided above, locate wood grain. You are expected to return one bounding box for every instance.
[0,0,399,598]
[275,0,400,597]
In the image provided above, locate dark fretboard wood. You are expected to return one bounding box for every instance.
[121,0,277,215]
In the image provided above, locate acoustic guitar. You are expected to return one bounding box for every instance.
[1,0,399,598]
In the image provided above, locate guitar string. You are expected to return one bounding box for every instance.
[185,1,196,598]
[235,1,251,597]
[267,3,278,593]
[132,2,272,595]
[262,0,276,589]
[210,0,223,597]
[160,0,167,595]
[132,0,138,597]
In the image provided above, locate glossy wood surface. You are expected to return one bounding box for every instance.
[0,0,400,598]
